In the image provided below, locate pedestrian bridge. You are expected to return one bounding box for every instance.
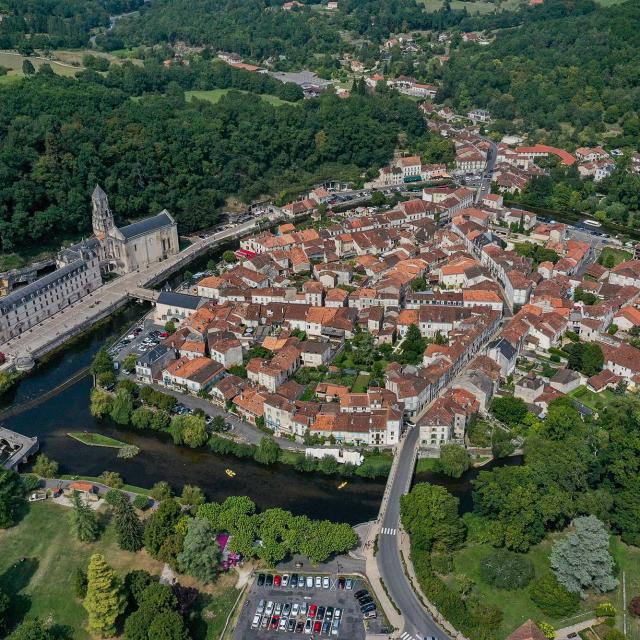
[127,287,160,302]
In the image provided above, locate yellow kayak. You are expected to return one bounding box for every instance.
[225,469,236,478]
[337,481,347,490]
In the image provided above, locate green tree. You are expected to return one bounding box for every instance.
[144,498,181,556]
[114,499,145,552]
[479,548,535,589]
[110,388,134,425]
[222,250,236,263]
[400,483,465,552]
[150,481,173,501]
[83,554,126,638]
[180,484,205,508]
[490,396,528,426]
[164,320,177,335]
[0,468,26,528]
[0,587,9,635]
[439,444,471,478]
[529,574,580,617]
[100,471,123,489]
[73,567,88,598]
[551,516,618,597]
[71,491,99,542]
[131,407,154,430]
[90,388,114,418]
[91,349,114,376]
[318,455,339,475]
[9,619,56,640]
[410,276,427,292]
[177,517,221,583]
[22,59,35,76]
[33,453,59,478]
[254,436,280,465]
[169,414,207,448]
[122,354,138,374]
[147,610,189,640]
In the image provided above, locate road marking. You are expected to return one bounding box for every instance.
[401,632,419,640]
[380,527,396,535]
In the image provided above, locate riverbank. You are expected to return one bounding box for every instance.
[67,432,128,448]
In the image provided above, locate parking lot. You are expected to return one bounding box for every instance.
[108,318,166,364]
[235,573,386,639]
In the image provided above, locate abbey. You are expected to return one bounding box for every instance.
[92,185,180,274]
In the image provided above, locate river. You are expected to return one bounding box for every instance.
[1,306,385,524]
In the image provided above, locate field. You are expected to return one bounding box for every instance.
[445,536,640,638]
[185,89,297,107]
[0,51,81,79]
[0,502,239,639]
[67,432,127,448]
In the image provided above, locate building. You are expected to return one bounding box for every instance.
[155,291,205,323]
[208,334,244,369]
[135,344,175,383]
[91,186,179,275]
[0,244,102,342]
[162,356,224,393]
[506,620,547,640]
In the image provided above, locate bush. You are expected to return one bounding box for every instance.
[602,630,626,640]
[537,621,555,639]
[479,548,535,589]
[430,553,454,575]
[529,574,580,618]
[133,494,150,510]
[596,602,616,617]
[629,595,640,617]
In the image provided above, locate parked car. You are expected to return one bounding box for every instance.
[314,576,322,588]
[300,603,308,617]
[313,620,322,633]
[332,618,341,635]
[325,607,333,621]
[261,615,269,629]
[251,614,260,629]
[270,616,279,630]
[282,574,290,587]
[283,603,291,617]
[291,573,298,587]
[288,618,296,632]
[279,617,287,631]
[265,601,274,615]
[322,576,330,589]
[296,620,304,633]
[308,604,317,618]
[345,578,354,590]
[334,608,342,619]
[304,618,313,634]
[337,576,345,589]
[363,610,377,620]
[322,620,331,634]
[291,603,300,617]
[359,596,374,606]
[274,575,282,587]
[306,576,314,588]
[354,589,368,599]
[257,573,265,586]
[317,606,325,620]
[256,599,265,614]
[361,602,376,613]
[265,575,273,587]
[298,575,306,588]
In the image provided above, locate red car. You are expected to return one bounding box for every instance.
[270,616,280,630]
[159,331,169,338]
[313,620,322,633]
[308,604,317,618]
[274,575,282,587]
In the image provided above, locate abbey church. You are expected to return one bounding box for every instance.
[91,185,180,274]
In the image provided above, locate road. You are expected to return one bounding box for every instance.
[1,213,282,362]
[377,424,446,640]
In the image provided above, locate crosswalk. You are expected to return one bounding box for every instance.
[380,527,397,535]
[400,632,420,640]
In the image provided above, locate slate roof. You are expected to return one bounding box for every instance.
[118,210,174,240]
[157,291,203,310]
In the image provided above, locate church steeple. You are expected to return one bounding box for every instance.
[92,184,114,237]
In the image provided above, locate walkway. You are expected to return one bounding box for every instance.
[555,618,603,639]
[0,213,282,362]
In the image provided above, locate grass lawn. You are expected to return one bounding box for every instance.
[449,539,598,637]
[610,537,640,639]
[415,458,441,473]
[599,246,632,267]
[352,373,371,393]
[569,385,619,412]
[0,502,240,639]
[0,51,80,78]
[67,432,127,448]
[185,89,296,107]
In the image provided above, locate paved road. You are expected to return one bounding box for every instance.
[1,214,281,361]
[377,425,446,640]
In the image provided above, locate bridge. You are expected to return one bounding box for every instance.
[0,212,284,364]
[365,318,504,640]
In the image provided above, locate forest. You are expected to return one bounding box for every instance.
[438,0,640,146]
[0,61,426,252]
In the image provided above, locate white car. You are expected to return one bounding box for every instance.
[265,601,274,616]
[274,602,282,615]
[300,603,308,617]
[334,608,342,619]
[292,603,300,617]
[256,599,265,615]
[251,614,261,629]
[279,618,287,631]
[331,619,340,635]
[306,576,314,588]
[322,576,330,589]
[282,574,290,587]
[314,576,322,588]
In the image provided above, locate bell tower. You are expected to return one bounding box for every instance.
[92,184,114,237]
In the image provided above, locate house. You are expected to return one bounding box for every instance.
[587,368,621,393]
[549,368,582,394]
[162,356,224,393]
[486,337,517,377]
[468,108,490,123]
[155,291,204,323]
[514,372,544,402]
[233,387,267,424]
[299,340,333,367]
[309,409,402,446]
[613,305,640,331]
[600,342,640,380]
[207,334,243,369]
[135,344,175,383]
[65,482,99,501]
[506,620,548,640]
[451,369,494,410]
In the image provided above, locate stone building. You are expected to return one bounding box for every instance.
[92,186,180,274]
[0,243,102,342]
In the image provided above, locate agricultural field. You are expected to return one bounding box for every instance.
[185,89,297,107]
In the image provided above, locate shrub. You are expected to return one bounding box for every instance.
[629,595,640,617]
[537,621,555,639]
[596,602,616,617]
[602,630,626,640]
[529,574,580,617]
[431,553,454,575]
[133,494,150,510]
[479,548,535,590]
